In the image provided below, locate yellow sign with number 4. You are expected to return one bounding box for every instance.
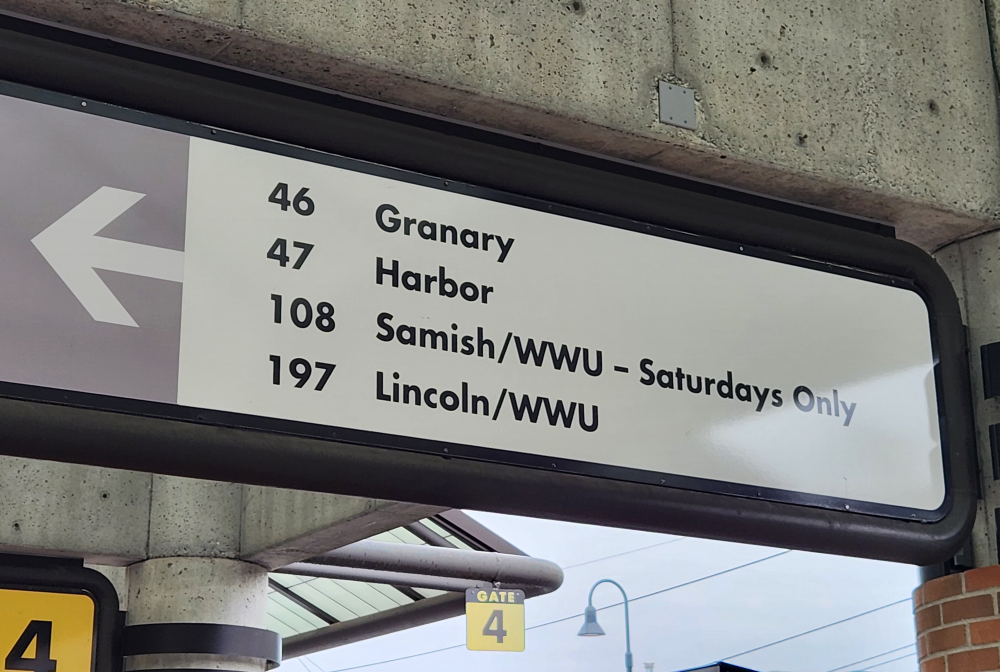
[0,588,96,672]
[465,588,525,652]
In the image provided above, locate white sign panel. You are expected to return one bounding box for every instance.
[0,90,944,517]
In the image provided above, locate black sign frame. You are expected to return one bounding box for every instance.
[0,11,977,564]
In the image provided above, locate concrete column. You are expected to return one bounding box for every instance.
[125,557,269,671]
[916,233,1000,671]
[936,234,999,567]
[124,475,269,672]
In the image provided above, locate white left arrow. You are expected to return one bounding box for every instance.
[31,186,185,328]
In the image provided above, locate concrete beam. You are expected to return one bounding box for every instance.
[0,0,996,250]
[0,457,437,569]
[240,485,444,569]
[0,456,150,565]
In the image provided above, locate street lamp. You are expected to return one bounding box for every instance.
[577,579,633,672]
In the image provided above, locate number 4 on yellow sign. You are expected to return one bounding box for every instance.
[0,588,96,672]
[465,588,525,652]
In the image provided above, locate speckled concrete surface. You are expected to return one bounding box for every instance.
[0,456,151,563]
[0,0,997,250]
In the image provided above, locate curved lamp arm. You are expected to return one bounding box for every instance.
[587,579,632,672]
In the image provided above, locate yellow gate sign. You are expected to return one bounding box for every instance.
[465,588,525,652]
[0,587,96,672]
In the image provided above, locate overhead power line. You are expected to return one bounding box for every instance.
[721,598,911,662]
[826,644,915,672]
[861,651,917,671]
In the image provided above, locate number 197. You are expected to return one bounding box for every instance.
[269,355,336,391]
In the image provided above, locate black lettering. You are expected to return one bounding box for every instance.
[439,267,458,298]
[515,337,548,367]
[441,390,460,411]
[403,384,421,405]
[717,371,734,399]
[376,203,400,232]
[753,386,770,412]
[657,369,674,389]
[705,378,716,395]
[639,358,655,385]
[401,270,421,291]
[399,325,416,346]
[460,282,480,302]
[496,236,515,263]
[461,229,480,249]
[376,312,394,342]
[376,257,399,287]
[543,398,577,428]
[508,392,544,423]
[548,344,582,371]
[736,383,752,402]
[424,388,438,408]
[841,401,857,426]
[578,404,599,432]
[687,375,703,394]
[441,224,458,245]
[817,396,832,415]
[794,386,815,412]
[404,217,417,235]
[478,328,495,358]
[418,220,437,240]
[420,328,448,350]
[472,394,489,415]
[771,389,783,407]
[376,371,391,401]
[461,335,475,355]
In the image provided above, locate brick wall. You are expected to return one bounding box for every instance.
[915,567,1000,672]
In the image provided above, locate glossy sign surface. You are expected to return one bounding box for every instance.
[0,86,943,519]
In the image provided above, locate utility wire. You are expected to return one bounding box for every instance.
[561,537,687,570]
[721,598,911,662]
[319,550,792,672]
[860,651,917,671]
[825,645,915,672]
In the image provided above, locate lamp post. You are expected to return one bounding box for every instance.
[577,579,633,672]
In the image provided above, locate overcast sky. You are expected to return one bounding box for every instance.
[282,512,920,672]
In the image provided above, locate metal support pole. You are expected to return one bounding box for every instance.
[587,579,633,672]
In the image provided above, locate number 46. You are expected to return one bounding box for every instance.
[269,183,315,216]
[5,621,56,672]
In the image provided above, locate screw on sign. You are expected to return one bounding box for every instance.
[0,588,96,672]
[465,588,525,652]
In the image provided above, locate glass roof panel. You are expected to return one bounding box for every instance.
[369,527,425,545]
[304,578,380,618]
[368,583,416,607]
[266,513,520,646]
[413,587,447,599]
[267,591,328,632]
[333,579,408,612]
[285,580,365,624]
